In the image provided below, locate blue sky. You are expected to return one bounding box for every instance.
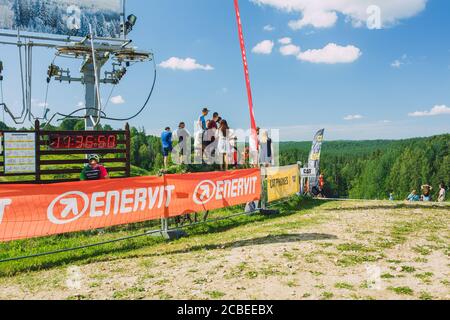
[0,0,449,140]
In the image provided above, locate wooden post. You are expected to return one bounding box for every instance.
[35,119,41,184]
[125,122,131,177]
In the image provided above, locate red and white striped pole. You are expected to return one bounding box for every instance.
[233,0,259,156]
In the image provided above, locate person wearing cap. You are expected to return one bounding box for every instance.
[80,154,109,181]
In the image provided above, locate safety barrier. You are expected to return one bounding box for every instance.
[262,165,300,204]
[0,164,304,263]
[0,168,261,242]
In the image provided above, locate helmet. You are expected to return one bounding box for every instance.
[88,154,100,162]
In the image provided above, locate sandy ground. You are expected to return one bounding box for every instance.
[0,201,449,300]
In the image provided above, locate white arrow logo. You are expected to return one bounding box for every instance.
[60,198,80,218]
[48,191,89,225]
[199,185,210,201]
[193,180,216,205]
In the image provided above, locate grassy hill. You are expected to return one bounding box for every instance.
[0,198,448,300]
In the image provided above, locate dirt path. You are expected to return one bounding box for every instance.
[0,201,449,300]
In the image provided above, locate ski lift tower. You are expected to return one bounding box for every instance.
[0,0,152,130]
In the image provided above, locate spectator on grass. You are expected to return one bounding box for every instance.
[406,190,420,202]
[438,183,446,203]
[161,127,173,169]
[80,154,109,181]
[318,174,325,198]
[421,184,433,202]
[389,192,395,201]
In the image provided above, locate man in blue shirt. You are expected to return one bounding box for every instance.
[161,127,173,169]
[198,107,209,131]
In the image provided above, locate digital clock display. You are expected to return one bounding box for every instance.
[48,134,118,150]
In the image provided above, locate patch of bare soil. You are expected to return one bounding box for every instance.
[0,201,449,300]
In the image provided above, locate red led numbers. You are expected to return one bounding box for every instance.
[49,134,118,150]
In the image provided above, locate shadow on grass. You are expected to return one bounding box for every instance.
[0,198,327,276]
[150,233,338,256]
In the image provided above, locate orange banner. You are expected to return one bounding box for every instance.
[0,169,260,242]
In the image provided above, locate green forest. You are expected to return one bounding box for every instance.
[1,120,448,200]
[280,135,449,200]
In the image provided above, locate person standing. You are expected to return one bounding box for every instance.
[217,120,232,171]
[161,127,173,169]
[196,107,209,162]
[318,174,325,198]
[438,183,446,202]
[173,122,190,164]
[259,129,273,167]
[207,112,219,142]
[207,112,220,158]
[248,127,261,168]
[230,136,239,168]
[198,107,209,131]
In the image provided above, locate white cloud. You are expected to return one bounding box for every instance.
[278,37,292,45]
[263,24,275,31]
[344,114,364,121]
[110,95,125,105]
[252,40,275,55]
[408,105,450,117]
[250,0,427,30]
[391,60,403,68]
[297,43,362,64]
[289,9,338,30]
[391,54,409,68]
[280,44,301,56]
[159,57,214,71]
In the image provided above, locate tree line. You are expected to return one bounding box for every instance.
[1,120,448,200]
[280,135,449,200]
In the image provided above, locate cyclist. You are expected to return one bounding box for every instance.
[80,154,109,181]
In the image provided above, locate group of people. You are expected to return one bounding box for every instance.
[160,107,275,170]
[403,183,447,203]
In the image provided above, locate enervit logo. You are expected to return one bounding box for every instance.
[193,180,216,205]
[193,176,259,205]
[48,191,89,225]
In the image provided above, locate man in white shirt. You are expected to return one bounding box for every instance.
[173,122,191,165]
